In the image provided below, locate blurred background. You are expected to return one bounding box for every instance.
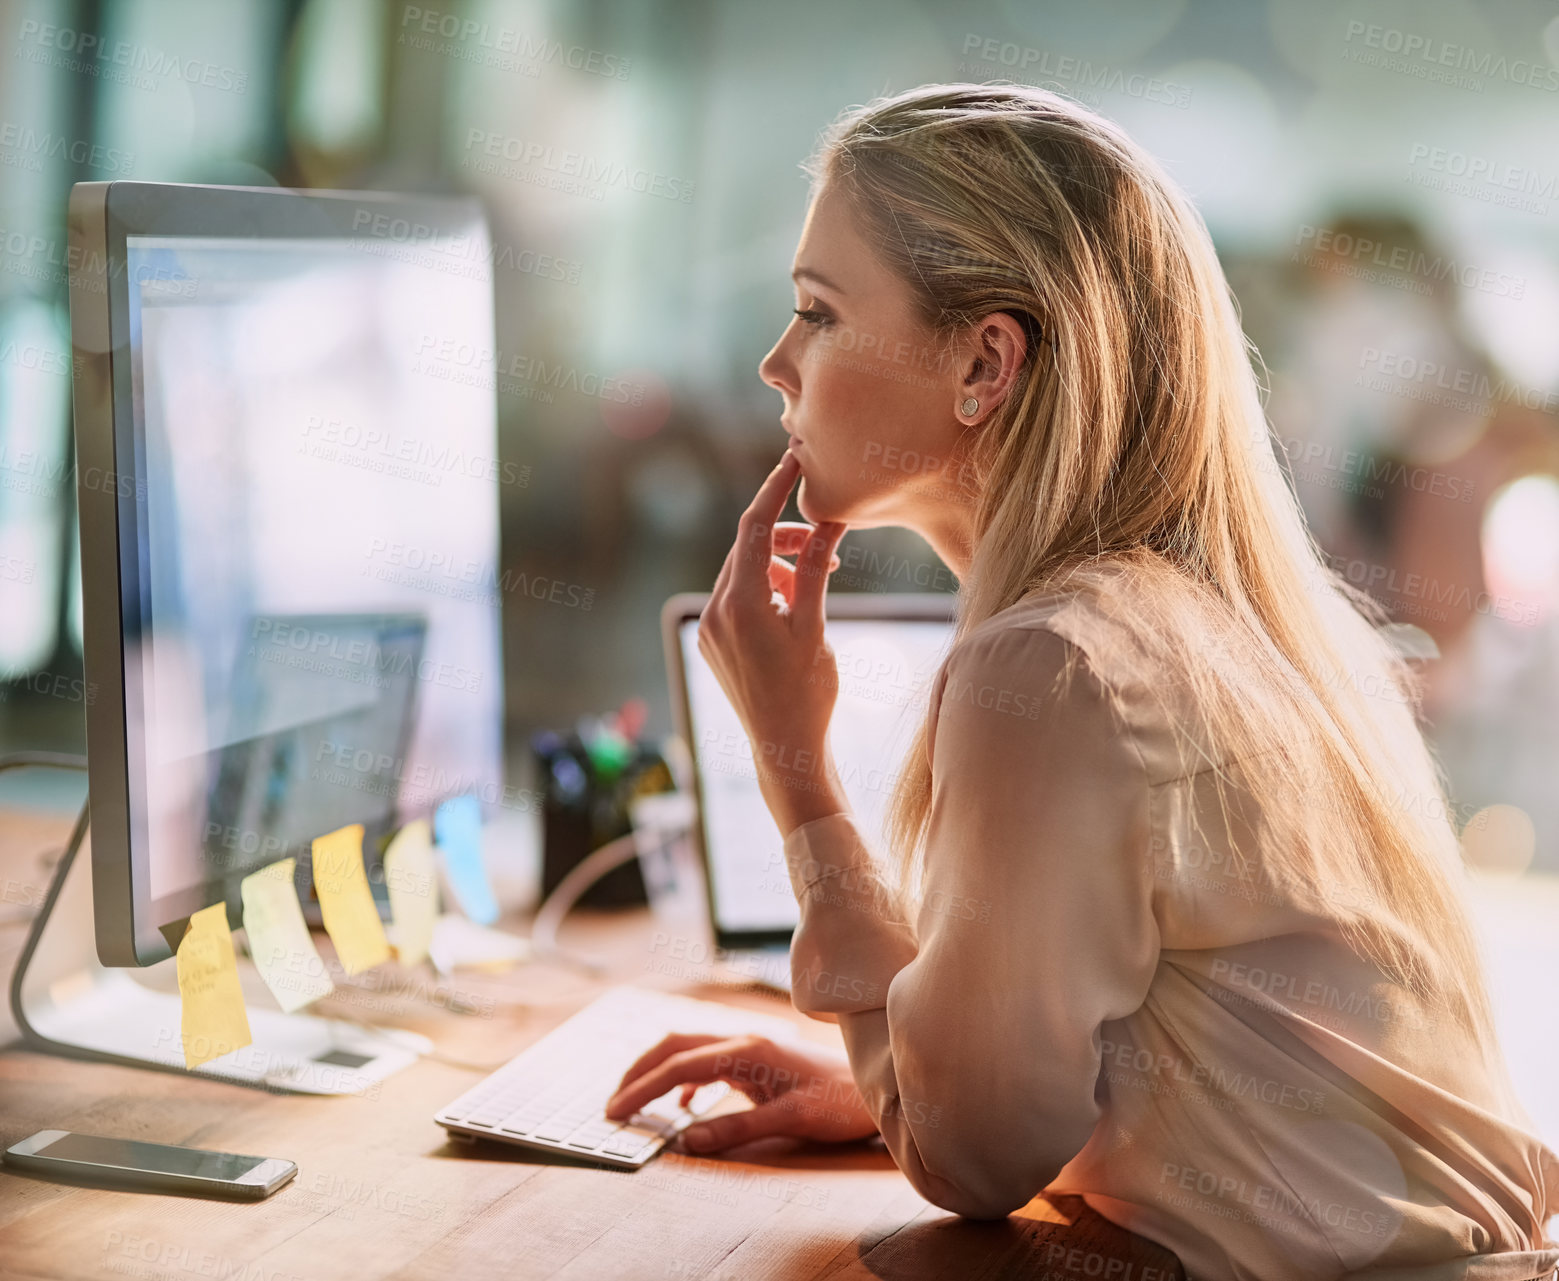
[2,0,1558,877]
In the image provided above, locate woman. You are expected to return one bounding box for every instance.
[605,84,1559,1280]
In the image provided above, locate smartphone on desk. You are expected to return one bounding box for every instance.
[4,1130,296,1200]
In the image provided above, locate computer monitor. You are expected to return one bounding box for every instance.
[70,181,505,969]
[662,592,956,950]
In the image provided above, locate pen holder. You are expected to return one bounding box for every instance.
[532,730,674,908]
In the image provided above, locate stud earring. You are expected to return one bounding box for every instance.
[960,396,979,416]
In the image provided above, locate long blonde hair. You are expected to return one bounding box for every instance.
[807,83,1494,1040]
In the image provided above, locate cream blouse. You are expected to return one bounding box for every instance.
[781,577,1559,1281]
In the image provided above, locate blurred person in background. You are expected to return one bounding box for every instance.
[1261,213,1559,873]
[608,84,1559,1281]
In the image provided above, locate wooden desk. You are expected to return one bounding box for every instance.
[0,809,1184,1281]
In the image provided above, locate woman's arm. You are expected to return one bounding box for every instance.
[784,622,1161,1218]
[644,456,1159,1214]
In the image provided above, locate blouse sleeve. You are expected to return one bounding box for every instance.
[781,622,1161,1218]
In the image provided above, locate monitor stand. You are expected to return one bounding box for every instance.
[7,779,431,1096]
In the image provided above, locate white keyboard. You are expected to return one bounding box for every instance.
[434,986,798,1168]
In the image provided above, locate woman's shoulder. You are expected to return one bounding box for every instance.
[943,556,1230,782]
[958,555,1200,690]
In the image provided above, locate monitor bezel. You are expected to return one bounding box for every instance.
[660,590,957,952]
[69,181,490,967]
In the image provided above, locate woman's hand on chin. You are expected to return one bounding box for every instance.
[698,450,850,837]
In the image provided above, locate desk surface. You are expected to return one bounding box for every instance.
[0,807,1183,1281]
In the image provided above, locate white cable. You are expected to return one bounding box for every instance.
[528,832,641,976]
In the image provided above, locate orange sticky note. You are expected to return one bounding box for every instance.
[312,823,390,976]
[176,901,253,1069]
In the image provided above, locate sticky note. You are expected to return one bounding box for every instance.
[383,819,439,967]
[311,823,391,975]
[176,901,253,1069]
[433,796,498,925]
[240,858,333,1012]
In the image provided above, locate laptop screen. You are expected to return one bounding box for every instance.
[678,613,954,936]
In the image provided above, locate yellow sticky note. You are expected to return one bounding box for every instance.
[241,858,334,1012]
[176,901,253,1069]
[311,823,390,976]
[384,819,438,967]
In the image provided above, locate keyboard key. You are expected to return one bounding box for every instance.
[602,1133,657,1159]
[570,1120,616,1136]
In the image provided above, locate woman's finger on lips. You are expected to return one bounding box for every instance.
[731,453,800,602]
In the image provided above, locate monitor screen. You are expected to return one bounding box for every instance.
[679,615,953,936]
[103,216,502,941]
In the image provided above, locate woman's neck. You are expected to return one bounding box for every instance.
[911,504,976,583]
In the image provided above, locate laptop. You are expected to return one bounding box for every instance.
[660,591,958,990]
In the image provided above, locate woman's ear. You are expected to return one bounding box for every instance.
[954,311,1029,425]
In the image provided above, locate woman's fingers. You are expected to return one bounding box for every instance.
[610,1033,877,1151]
[791,522,848,633]
[769,555,797,604]
[681,1100,803,1153]
[706,532,738,607]
[730,452,800,602]
[768,553,842,603]
[708,471,833,622]
[605,1039,746,1121]
[702,459,800,630]
[609,1033,725,1108]
[771,522,822,554]
[771,517,843,603]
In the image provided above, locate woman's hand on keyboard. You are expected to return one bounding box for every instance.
[604,1032,878,1151]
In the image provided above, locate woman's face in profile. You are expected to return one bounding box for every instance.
[759,182,966,531]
